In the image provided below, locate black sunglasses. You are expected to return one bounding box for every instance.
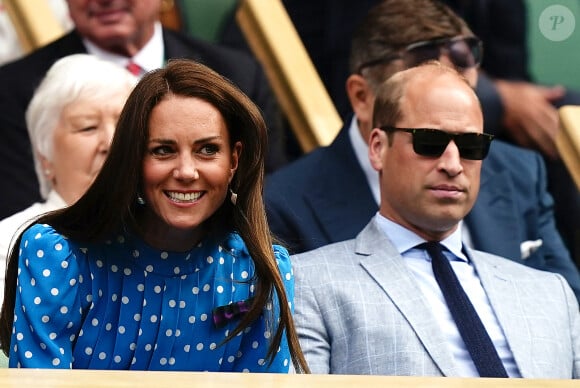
[379,126,493,160]
[358,36,483,74]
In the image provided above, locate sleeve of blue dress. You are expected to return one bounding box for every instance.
[10,223,87,368]
[231,245,293,372]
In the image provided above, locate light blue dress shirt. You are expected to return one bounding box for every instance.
[375,213,521,377]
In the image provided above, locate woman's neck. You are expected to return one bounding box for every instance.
[136,210,207,252]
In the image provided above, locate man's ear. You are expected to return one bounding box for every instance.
[368,128,387,172]
[346,74,374,125]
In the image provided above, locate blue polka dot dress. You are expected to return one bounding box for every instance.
[9,223,293,372]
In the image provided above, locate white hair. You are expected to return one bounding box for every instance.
[25,54,138,199]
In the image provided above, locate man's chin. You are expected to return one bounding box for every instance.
[423,213,464,234]
[89,27,134,45]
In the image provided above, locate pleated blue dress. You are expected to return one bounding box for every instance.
[9,223,293,372]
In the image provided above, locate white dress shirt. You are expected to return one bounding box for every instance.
[83,21,165,75]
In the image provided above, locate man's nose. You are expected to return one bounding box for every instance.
[437,140,464,176]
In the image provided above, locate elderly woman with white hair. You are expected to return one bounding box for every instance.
[0,54,137,301]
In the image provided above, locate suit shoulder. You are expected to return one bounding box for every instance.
[486,140,542,170]
[163,29,258,70]
[291,238,356,268]
[472,249,578,310]
[484,140,547,191]
[473,249,563,278]
[0,32,82,96]
[0,32,80,75]
[265,146,334,190]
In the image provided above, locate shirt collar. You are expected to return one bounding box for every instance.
[374,213,468,262]
[348,116,380,204]
[82,21,165,73]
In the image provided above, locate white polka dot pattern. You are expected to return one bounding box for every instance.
[10,223,293,372]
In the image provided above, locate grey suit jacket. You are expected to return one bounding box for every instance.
[293,218,580,378]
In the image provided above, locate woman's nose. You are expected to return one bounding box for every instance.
[173,154,199,181]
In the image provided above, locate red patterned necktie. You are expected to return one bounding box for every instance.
[126,60,141,76]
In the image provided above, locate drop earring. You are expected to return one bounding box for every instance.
[229,188,238,205]
[136,195,146,205]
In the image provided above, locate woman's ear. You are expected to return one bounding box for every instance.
[37,152,54,181]
[229,141,242,181]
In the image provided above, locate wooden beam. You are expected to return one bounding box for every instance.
[236,0,342,152]
[557,105,580,190]
[3,0,65,53]
[159,0,182,32]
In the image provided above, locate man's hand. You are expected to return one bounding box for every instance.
[494,80,565,159]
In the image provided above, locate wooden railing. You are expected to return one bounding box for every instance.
[0,368,577,388]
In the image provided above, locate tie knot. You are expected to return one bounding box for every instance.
[416,241,444,257]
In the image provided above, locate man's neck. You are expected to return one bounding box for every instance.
[82,22,164,72]
[83,23,156,58]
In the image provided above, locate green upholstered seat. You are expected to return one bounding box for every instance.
[177,0,238,43]
[525,0,580,89]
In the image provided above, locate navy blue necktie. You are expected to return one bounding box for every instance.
[421,241,508,378]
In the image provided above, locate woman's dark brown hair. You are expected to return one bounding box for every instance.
[0,59,309,373]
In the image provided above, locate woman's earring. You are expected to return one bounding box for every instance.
[229,188,238,205]
[136,195,146,205]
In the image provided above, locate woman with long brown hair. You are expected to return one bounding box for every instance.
[0,59,308,373]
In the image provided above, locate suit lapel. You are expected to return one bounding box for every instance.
[356,221,459,376]
[468,251,533,377]
[304,127,378,243]
[466,159,521,261]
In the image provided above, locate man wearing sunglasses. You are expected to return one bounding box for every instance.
[442,0,580,268]
[292,60,580,377]
[265,0,580,299]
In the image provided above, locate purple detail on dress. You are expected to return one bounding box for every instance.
[212,298,254,328]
